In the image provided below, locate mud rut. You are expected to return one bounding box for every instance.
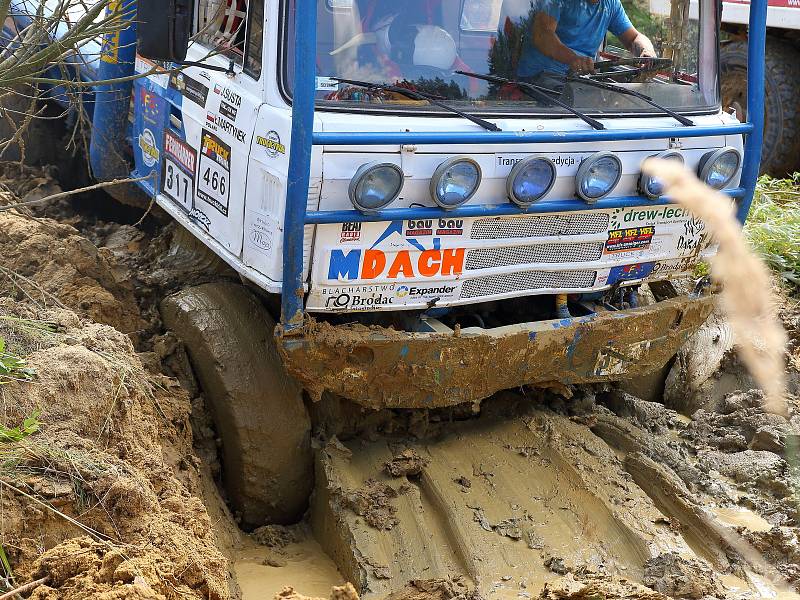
[0,165,799,600]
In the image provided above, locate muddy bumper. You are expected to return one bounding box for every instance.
[278,294,715,409]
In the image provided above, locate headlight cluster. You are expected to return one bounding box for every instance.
[347,147,742,213]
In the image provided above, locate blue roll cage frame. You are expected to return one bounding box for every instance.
[280,0,768,333]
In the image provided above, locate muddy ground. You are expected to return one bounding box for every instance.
[0,165,799,600]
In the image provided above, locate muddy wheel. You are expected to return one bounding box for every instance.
[160,282,313,528]
[721,39,800,176]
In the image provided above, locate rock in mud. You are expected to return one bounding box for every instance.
[384,449,429,478]
[275,583,360,600]
[600,390,685,435]
[539,573,668,599]
[642,552,723,599]
[252,524,301,548]
[683,390,794,453]
[342,479,401,530]
[744,526,800,584]
[384,578,475,600]
[698,449,790,495]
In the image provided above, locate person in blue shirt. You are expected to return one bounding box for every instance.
[517,0,656,78]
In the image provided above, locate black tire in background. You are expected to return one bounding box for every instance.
[720,39,800,176]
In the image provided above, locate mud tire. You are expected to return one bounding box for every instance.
[160,282,313,528]
[720,39,800,176]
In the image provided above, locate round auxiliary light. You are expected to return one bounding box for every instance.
[507,157,557,207]
[430,157,482,209]
[349,162,404,213]
[575,151,622,203]
[639,151,685,200]
[698,147,741,190]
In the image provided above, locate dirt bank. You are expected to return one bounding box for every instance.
[0,296,234,599]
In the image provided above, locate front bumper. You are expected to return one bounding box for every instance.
[278,293,715,409]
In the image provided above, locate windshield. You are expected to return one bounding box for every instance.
[282,0,719,115]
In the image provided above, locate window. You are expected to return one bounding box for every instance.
[245,0,265,78]
[194,0,250,63]
[282,0,720,116]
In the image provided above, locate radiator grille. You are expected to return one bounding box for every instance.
[470,213,610,240]
[461,270,597,298]
[465,242,603,270]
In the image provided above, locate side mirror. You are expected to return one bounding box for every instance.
[137,0,193,62]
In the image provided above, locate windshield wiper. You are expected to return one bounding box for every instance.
[331,77,501,132]
[563,75,695,126]
[455,70,604,130]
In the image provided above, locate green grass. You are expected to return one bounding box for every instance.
[745,174,800,292]
[0,338,35,385]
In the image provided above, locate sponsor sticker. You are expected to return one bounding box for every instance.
[611,205,689,229]
[256,131,286,158]
[207,112,247,143]
[196,130,231,216]
[135,56,170,89]
[161,131,196,213]
[169,72,209,107]
[219,100,238,122]
[340,222,362,244]
[607,263,655,286]
[316,76,340,91]
[164,130,196,173]
[214,85,243,108]
[605,226,655,254]
[189,207,211,231]
[327,248,465,281]
[139,88,162,124]
[138,128,159,168]
[406,220,433,237]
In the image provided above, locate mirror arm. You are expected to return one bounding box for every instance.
[176,59,236,77]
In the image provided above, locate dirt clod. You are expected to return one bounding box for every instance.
[275,583,360,600]
[384,449,429,478]
[642,552,723,599]
[342,479,400,530]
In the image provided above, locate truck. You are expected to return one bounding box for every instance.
[3,0,767,594]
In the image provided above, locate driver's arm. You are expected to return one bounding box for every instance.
[618,27,656,57]
[532,12,595,73]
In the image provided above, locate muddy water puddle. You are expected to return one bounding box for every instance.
[234,538,343,600]
[710,506,774,532]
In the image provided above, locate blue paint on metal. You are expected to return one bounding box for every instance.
[281,0,318,332]
[400,346,409,359]
[304,189,746,225]
[89,0,138,181]
[566,329,584,362]
[736,0,767,222]
[313,123,752,146]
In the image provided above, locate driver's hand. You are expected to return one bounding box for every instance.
[569,55,595,75]
[638,49,657,58]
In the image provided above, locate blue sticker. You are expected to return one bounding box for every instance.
[607,263,655,286]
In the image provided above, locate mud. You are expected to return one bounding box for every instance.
[280,294,715,409]
[2,163,800,600]
[0,300,232,599]
[0,193,144,335]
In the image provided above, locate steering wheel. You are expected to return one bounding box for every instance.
[588,57,674,82]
